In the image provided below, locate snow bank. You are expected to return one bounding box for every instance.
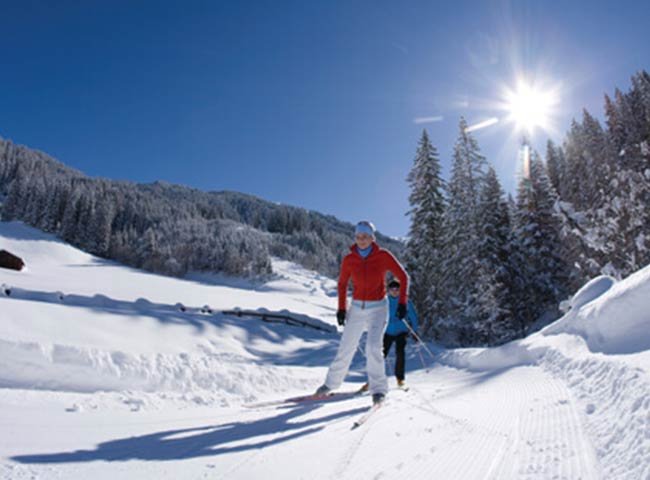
[544,267,650,354]
[438,264,650,480]
[440,264,650,371]
[0,338,317,403]
[568,275,616,310]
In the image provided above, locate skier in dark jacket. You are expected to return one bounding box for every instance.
[384,279,418,388]
[360,278,418,392]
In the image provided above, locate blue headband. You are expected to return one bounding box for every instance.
[355,221,376,237]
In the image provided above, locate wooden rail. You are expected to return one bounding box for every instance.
[221,310,333,333]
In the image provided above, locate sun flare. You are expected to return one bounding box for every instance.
[504,79,558,133]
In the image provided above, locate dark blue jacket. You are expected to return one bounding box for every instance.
[385,296,418,336]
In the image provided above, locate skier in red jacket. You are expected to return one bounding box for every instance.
[315,220,409,405]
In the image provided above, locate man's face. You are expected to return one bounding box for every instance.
[388,286,400,297]
[355,233,373,250]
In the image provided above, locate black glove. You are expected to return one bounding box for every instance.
[396,303,407,320]
[410,333,419,342]
[336,309,346,326]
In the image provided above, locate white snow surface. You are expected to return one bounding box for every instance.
[1,221,648,479]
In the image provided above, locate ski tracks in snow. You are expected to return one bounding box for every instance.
[326,365,600,480]
[0,364,604,480]
[486,366,601,479]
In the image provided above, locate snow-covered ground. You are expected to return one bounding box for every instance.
[1,221,648,479]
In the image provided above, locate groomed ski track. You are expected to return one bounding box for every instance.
[3,364,601,480]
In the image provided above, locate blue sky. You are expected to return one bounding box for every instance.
[1,1,648,237]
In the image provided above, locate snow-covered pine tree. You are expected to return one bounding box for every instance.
[560,71,650,280]
[580,109,612,208]
[88,197,115,257]
[591,73,650,276]
[404,129,446,337]
[605,91,627,158]
[562,119,591,211]
[562,110,610,213]
[616,73,649,171]
[629,70,650,168]
[591,168,650,276]
[554,197,602,291]
[24,178,49,228]
[545,140,565,197]
[511,147,570,332]
[1,176,27,221]
[476,166,517,344]
[437,118,489,345]
[60,187,84,245]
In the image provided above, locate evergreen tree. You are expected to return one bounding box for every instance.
[581,109,611,208]
[2,177,27,221]
[476,166,516,343]
[605,92,627,156]
[88,197,115,256]
[616,75,648,170]
[561,110,612,212]
[404,130,446,336]
[563,119,590,210]
[545,140,565,196]
[511,149,570,331]
[60,188,83,244]
[438,118,489,345]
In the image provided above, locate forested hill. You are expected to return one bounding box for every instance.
[0,138,403,278]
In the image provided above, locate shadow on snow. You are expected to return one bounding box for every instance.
[11,402,367,464]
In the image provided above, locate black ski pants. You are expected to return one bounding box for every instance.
[383,332,408,381]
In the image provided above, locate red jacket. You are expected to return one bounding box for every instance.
[338,242,409,310]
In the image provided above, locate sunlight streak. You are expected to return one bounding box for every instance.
[466,117,499,133]
[413,116,444,125]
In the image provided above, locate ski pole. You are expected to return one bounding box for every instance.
[400,318,436,362]
[414,340,428,370]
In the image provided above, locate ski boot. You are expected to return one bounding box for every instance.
[314,384,331,398]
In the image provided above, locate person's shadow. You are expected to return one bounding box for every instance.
[12,402,367,464]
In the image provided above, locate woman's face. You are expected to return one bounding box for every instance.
[355,233,373,250]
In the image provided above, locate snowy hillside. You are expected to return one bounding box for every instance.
[0,221,338,402]
[1,221,649,479]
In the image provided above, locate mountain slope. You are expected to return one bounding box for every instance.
[0,137,403,280]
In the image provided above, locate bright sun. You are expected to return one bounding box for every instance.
[504,79,558,132]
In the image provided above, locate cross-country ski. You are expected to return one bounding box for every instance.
[243,389,366,409]
[351,398,385,430]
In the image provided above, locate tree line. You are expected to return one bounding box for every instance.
[406,70,650,346]
[0,141,402,279]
